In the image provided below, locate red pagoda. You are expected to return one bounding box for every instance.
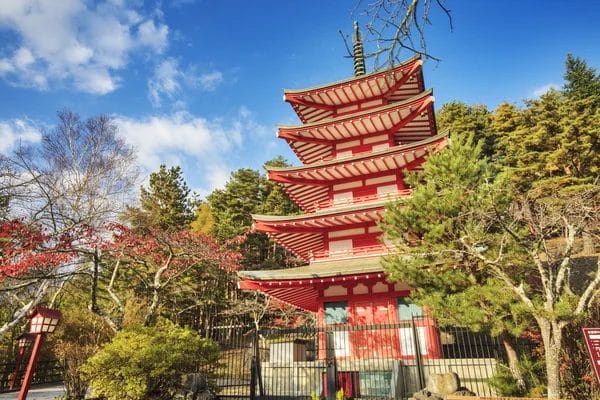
[238,23,448,360]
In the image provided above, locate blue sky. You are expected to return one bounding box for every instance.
[1,1,599,198]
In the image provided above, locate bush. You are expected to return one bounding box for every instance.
[488,354,546,397]
[51,308,114,399]
[80,320,219,400]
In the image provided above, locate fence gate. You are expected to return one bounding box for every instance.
[205,325,257,399]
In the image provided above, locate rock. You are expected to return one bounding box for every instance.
[426,372,460,395]
[451,387,477,396]
[180,373,215,400]
[410,389,444,400]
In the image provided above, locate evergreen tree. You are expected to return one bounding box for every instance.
[436,101,495,157]
[383,133,528,389]
[259,156,301,216]
[207,158,301,271]
[563,54,600,103]
[383,131,599,399]
[499,89,599,196]
[124,165,194,232]
[190,202,215,235]
[491,102,524,163]
[207,168,261,241]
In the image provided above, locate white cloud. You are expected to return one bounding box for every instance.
[148,58,181,106]
[148,58,225,107]
[0,119,42,154]
[197,71,224,91]
[0,0,169,94]
[114,108,269,196]
[136,20,169,53]
[532,83,560,97]
[115,111,242,193]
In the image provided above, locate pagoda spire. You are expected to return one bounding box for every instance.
[353,21,366,76]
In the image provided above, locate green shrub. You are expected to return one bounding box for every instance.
[51,308,114,399]
[80,320,219,400]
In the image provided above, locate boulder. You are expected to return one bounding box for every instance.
[409,389,444,400]
[180,373,215,400]
[426,372,460,395]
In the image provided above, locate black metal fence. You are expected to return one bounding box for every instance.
[205,319,504,399]
[0,359,62,393]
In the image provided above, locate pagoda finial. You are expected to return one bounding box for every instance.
[353,21,366,76]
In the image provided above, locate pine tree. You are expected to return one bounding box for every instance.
[206,158,301,271]
[207,168,261,241]
[563,54,600,104]
[383,130,599,399]
[124,165,194,232]
[436,101,495,157]
[491,102,523,163]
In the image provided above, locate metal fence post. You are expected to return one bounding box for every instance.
[249,328,264,400]
[412,316,426,390]
[325,330,337,400]
[254,330,264,397]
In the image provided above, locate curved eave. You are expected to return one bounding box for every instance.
[252,204,386,261]
[270,134,447,212]
[238,257,388,312]
[279,89,433,141]
[253,201,386,227]
[284,56,424,124]
[272,132,446,175]
[280,91,436,165]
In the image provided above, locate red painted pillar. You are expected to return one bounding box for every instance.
[17,333,44,400]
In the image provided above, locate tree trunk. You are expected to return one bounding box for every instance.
[89,248,100,313]
[538,319,563,399]
[499,331,526,392]
[144,286,160,326]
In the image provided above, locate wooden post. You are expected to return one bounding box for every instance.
[17,333,44,400]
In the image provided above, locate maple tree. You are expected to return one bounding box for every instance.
[0,219,79,338]
[98,224,240,327]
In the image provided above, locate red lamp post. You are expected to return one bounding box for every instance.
[17,308,62,400]
[9,333,33,390]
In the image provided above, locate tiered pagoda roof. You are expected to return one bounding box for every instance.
[284,55,424,124]
[268,133,447,212]
[253,201,387,261]
[279,89,436,164]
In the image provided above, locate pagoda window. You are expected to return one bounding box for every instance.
[324,301,348,324]
[328,239,353,257]
[372,142,390,152]
[397,297,423,321]
[397,298,428,356]
[398,324,428,356]
[332,191,353,206]
[324,301,350,357]
[377,184,398,198]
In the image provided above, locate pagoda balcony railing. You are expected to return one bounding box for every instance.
[313,189,412,211]
[309,244,396,262]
